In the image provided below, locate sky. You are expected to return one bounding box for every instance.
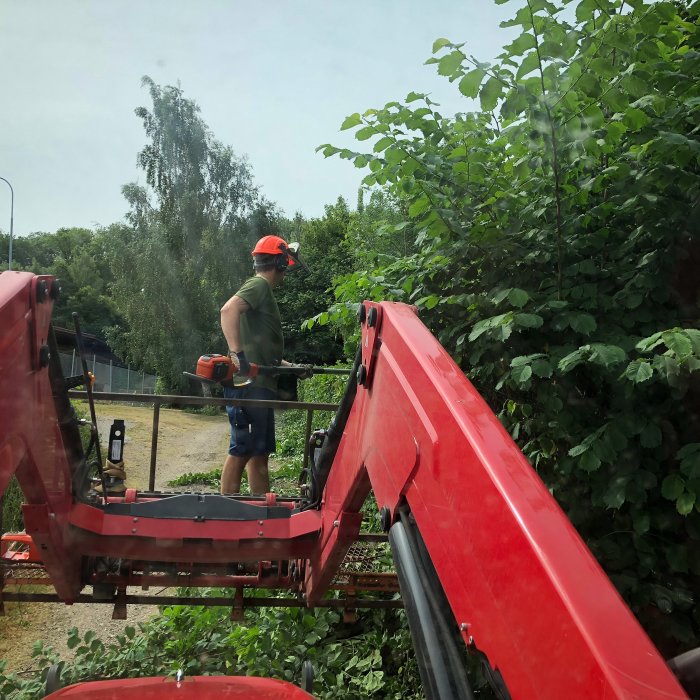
[0,1,516,236]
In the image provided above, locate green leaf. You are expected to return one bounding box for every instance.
[636,331,664,352]
[318,144,339,158]
[458,69,486,98]
[662,330,693,359]
[492,288,511,305]
[569,313,597,335]
[679,444,700,479]
[677,443,700,460]
[438,50,464,77]
[580,450,601,472]
[623,107,650,130]
[507,288,529,308]
[373,136,393,153]
[408,196,430,218]
[569,443,588,458]
[677,492,696,516]
[532,358,552,378]
[559,347,588,373]
[355,126,375,141]
[416,295,440,310]
[623,361,653,383]
[589,344,626,367]
[653,355,681,386]
[511,364,532,384]
[432,38,452,53]
[385,146,408,165]
[684,329,700,354]
[480,76,503,112]
[661,474,684,501]
[576,0,597,21]
[341,113,362,130]
[601,88,628,113]
[604,477,627,509]
[516,51,539,80]
[506,32,537,56]
[468,313,513,341]
[514,313,543,329]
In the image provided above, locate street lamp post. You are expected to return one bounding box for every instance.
[0,176,14,271]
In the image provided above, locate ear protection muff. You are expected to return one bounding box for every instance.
[275,251,290,272]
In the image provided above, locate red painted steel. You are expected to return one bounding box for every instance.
[45,676,313,698]
[1,532,42,562]
[68,503,321,562]
[306,300,687,699]
[0,271,82,601]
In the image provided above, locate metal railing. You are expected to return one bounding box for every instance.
[68,391,339,491]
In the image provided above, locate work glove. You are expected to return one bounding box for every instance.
[296,364,314,380]
[231,350,251,376]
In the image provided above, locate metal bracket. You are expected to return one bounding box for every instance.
[29,275,55,372]
[112,586,127,620]
[343,583,357,623]
[230,587,245,622]
[359,301,383,390]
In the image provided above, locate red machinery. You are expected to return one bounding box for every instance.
[0,271,693,699]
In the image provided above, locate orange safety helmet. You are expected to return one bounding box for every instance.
[252,235,295,270]
[252,235,292,258]
[251,235,305,271]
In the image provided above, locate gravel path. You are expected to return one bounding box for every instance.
[0,402,230,674]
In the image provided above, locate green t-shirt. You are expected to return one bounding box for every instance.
[235,275,283,392]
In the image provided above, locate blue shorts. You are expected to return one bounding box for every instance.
[223,386,276,457]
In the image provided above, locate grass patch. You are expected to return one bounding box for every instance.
[1,477,24,534]
[169,469,222,488]
[181,405,222,417]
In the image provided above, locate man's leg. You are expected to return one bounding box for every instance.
[244,388,275,495]
[247,454,270,495]
[221,454,248,494]
[222,385,251,494]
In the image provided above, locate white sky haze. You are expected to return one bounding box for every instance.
[0,1,515,235]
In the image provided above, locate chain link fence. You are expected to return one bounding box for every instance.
[59,351,157,394]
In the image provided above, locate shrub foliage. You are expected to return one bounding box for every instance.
[316,0,700,653]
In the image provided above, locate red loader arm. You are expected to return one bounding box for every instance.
[304,300,687,699]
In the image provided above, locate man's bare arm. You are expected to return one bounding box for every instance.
[220,295,251,352]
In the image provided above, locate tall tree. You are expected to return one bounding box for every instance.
[2,227,121,339]
[108,78,263,390]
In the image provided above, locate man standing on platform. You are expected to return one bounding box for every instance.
[219,235,300,495]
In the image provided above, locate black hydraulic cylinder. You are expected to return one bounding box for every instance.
[310,347,362,504]
[389,516,474,700]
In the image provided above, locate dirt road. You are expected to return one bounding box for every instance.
[0,403,230,674]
